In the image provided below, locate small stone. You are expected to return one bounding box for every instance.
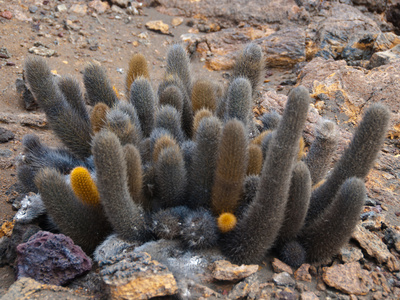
[277,287,298,300]
[300,291,319,300]
[0,47,11,59]
[228,276,260,299]
[70,4,87,16]
[0,127,15,143]
[111,5,125,14]
[0,149,13,158]
[273,272,296,287]
[188,283,222,299]
[28,44,56,57]
[126,6,139,15]
[0,10,13,20]
[56,4,67,12]
[171,17,184,27]
[339,245,364,263]
[352,225,400,271]
[88,0,110,14]
[16,231,92,285]
[100,251,178,299]
[323,262,373,295]
[272,258,293,275]
[111,0,130,8]
[146,20,171,35]
[294,264,312,282]
[211,260,259,281]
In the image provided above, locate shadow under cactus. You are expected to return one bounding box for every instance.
[17,43,390,270]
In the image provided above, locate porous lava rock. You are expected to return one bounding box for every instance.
[16,231,92,285]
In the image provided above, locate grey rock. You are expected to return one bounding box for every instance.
[93,233,139,263]
[99,251,178,299]
[368,44,400,69]
[0,222,41,267]
[273,272,296,287]
[28,6,38,13]
[309,3,380,60]
[0,47,11,59]
[0,127,14,143]
[0,149,13,158]
[15,78,38,111]
[14,193,46,224]
[352,0,387,13]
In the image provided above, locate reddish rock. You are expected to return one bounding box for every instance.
[0,10,13,20]
[294,264,312,282]
[323,262,373,295]
[16,231,92,286]
[272,258,293,275]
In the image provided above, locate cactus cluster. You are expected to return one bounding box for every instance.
[18,43,390,267]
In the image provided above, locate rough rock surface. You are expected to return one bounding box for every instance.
[0,277,92,300]
[155,0,300,26]
[294,264,312,282]
[322,262,373,295]
[99,251,178,300]
[368,43,400,68]
[257,27,306,68]
[16,231,92,285]
[352,225,400,272]
[211,260,259,281]
[307,3,381,60]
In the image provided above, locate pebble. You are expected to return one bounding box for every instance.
[0,47,11,59]
[146,20,171,35]
[28,6,38,14]
[273,272,296,287]
[0,10,13,20]
[0,127,15,143]
[56,4,67,13]
[272,258,293,275]
[211,260,259,281]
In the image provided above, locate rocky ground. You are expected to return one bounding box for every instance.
[0,0,400,299]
